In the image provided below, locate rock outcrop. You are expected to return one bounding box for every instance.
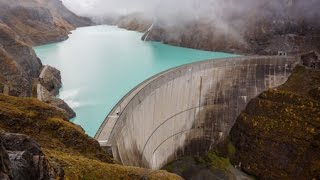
[0,133,55,179]
[0,141,11,180]
[142,19,320,55]
[230,65,320,179]
[0,23,42,97]
[39,65,62,96]
[116,0,320,55]
[0,0,90,117]
[301,51,320,69]
[37,65,76,119]
[0,0,91,45]
[117,13,152,33]
[37,83,76,119]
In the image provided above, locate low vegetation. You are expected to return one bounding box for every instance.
[0,94,181,179]
[230,65,320,179]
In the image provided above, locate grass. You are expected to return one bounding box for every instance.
[45,149,181,180]
[230,65,320,179]
[0,94,182,179]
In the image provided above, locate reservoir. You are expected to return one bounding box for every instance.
[34,25,236,137]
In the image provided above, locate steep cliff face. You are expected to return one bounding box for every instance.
[230,64,320,179]
[0,0,89,113]
[117,13,152,33]
[143,21,320,55]
[116,0,320,55]
[0,0,91,45]
[0,133,55,180]
[0,23,42,97]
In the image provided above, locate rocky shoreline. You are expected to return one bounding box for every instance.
[37,65,76,119]
[111,0,320,56]
[0,0,89,118]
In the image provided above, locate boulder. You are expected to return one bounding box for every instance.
[0,133,56,180]
[301,51,320,69]
[37,83,76,119]
[39,65,62,96]
[0,143,11,180]
[48,97,76,119]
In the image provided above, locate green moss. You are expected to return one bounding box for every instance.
[192,150,232,171]
[227,142,236,157]
[206,151,231,170]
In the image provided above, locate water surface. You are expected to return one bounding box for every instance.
[34,25,236,137]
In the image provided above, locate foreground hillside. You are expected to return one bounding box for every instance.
[0,94,181,179]
[230,64,320,179]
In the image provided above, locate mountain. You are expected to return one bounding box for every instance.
[0,0,91,45]
[114,0,320,55]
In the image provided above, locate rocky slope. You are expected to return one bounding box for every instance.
[230,55,320,179]
[0,0,91,45]
[0,23,42,97]
[163,148,253,180]
[0,94,180,179]
[0,24,75,117]
[117,13,153,33]
[116,0,320,55]
[0,0,91,116]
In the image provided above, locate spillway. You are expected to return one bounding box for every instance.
[95,56,299,170]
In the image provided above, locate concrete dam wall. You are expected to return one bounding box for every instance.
[95,56,299,170]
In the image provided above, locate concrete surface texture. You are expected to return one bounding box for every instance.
[96,56,299,170]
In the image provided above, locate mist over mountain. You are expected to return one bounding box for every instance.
[61,0,320,55]
[63,0,320,25]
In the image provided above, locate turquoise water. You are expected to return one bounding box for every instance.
[34,25,236,137]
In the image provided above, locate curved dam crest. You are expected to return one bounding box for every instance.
[96,56,299,170]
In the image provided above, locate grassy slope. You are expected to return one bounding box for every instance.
[230,65,320,179]
[0,94,181,179]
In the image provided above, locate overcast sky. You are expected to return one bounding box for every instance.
[62,0,158,17]
[61,0,320,27]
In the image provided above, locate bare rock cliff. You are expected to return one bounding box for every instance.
[0,0,91,114]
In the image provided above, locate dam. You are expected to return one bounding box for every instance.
[95,56,299,170]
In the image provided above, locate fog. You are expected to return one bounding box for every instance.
[62,0,156,17]
[62,0,319,23]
